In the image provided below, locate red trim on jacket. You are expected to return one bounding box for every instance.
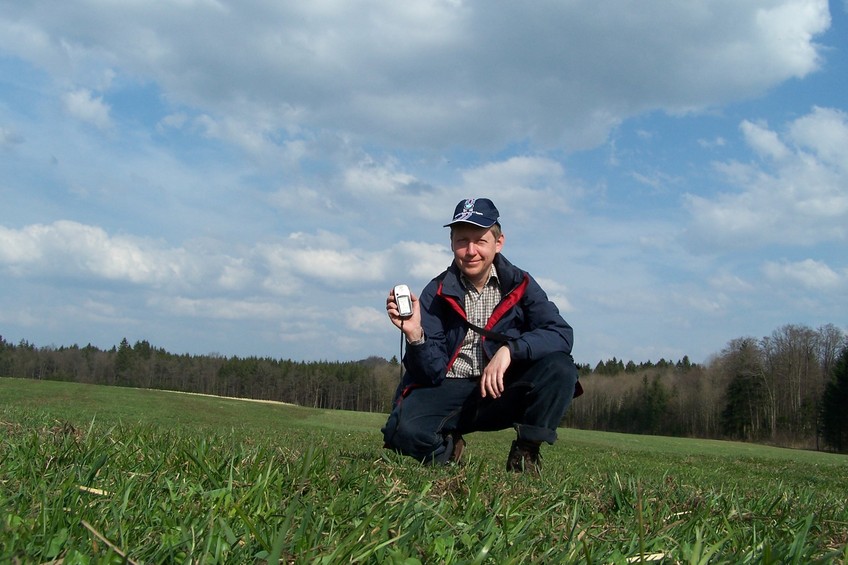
[436,281,466,372]
[435,274,530,372]
[486,275,529,332]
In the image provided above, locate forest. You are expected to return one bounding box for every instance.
[2,322,847,452]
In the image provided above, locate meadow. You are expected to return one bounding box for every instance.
[1,377,847,564]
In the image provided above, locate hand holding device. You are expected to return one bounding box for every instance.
[393,284,413,318]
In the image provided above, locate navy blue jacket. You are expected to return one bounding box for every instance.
[403,253,573,386]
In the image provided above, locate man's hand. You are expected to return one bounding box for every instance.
[480,345,511,398]
[386,288,424,343]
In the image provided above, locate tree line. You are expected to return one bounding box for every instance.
[0,337,401,414]
[566,323,847,451]
[2,322,847,451]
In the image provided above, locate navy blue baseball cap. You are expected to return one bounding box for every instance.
[444,198,500,228]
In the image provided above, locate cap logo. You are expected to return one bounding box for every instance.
[454,198,478,221]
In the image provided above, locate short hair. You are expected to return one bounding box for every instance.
[450,222,502,240]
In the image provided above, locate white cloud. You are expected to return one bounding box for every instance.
[458,157,575,219]
[289,247,387,283]
[0,0,831,152]
[740,120,791,161]
[754,1,829,74]
[344,306,385,334]
[157,112,188,131]
[684,106,848,249]
[697,136,726,149]
[709,273,755,293]
[267,185,336,216]
[788,106,848,172]
[461,157,564,191]
[0,221,235,290]
[62,88,112,130]
[217,259,254,290]
[630,170,682,192]
[257,230,389,287]
[762,258,844,290]
[147,296,287,320]
[397,241,452,280]
[343,157,425,197]
[534,277,573,313]
[258,247,304,297]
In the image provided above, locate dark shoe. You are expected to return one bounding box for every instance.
[506,440,541,475]
[449,432,466,465]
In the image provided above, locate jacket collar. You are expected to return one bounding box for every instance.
[441,253,523,299]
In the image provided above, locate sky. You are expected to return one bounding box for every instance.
[1,0,846,367]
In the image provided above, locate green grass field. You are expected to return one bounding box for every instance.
[2,377,847,564]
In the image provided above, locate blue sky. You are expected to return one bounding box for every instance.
[1,0,846,365]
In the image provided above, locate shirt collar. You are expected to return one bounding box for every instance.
[460,264,499,292]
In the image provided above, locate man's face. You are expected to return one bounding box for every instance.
[450,224,504,285]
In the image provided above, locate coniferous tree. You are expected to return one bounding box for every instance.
[820,346,848,452]
[115,338,135,385]
[719,338,768,440]
[722,372,767,440]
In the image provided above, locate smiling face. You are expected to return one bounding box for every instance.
[450,223,504,290]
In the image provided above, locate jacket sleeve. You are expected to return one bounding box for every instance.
[502,274,573,361]
[401,280,454,385]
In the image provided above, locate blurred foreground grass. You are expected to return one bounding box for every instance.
[2,377,847,563]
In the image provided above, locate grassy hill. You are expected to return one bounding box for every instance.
[2,377,847,563]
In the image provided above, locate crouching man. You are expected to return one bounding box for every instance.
[382,197,580,474]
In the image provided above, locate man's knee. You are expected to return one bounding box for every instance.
[384,419,418,451]
[524,352,577,390]
[383,412,443,461]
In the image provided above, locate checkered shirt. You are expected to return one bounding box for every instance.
[446,265,502,379]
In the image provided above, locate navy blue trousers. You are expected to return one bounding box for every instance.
[382,352,578,464]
